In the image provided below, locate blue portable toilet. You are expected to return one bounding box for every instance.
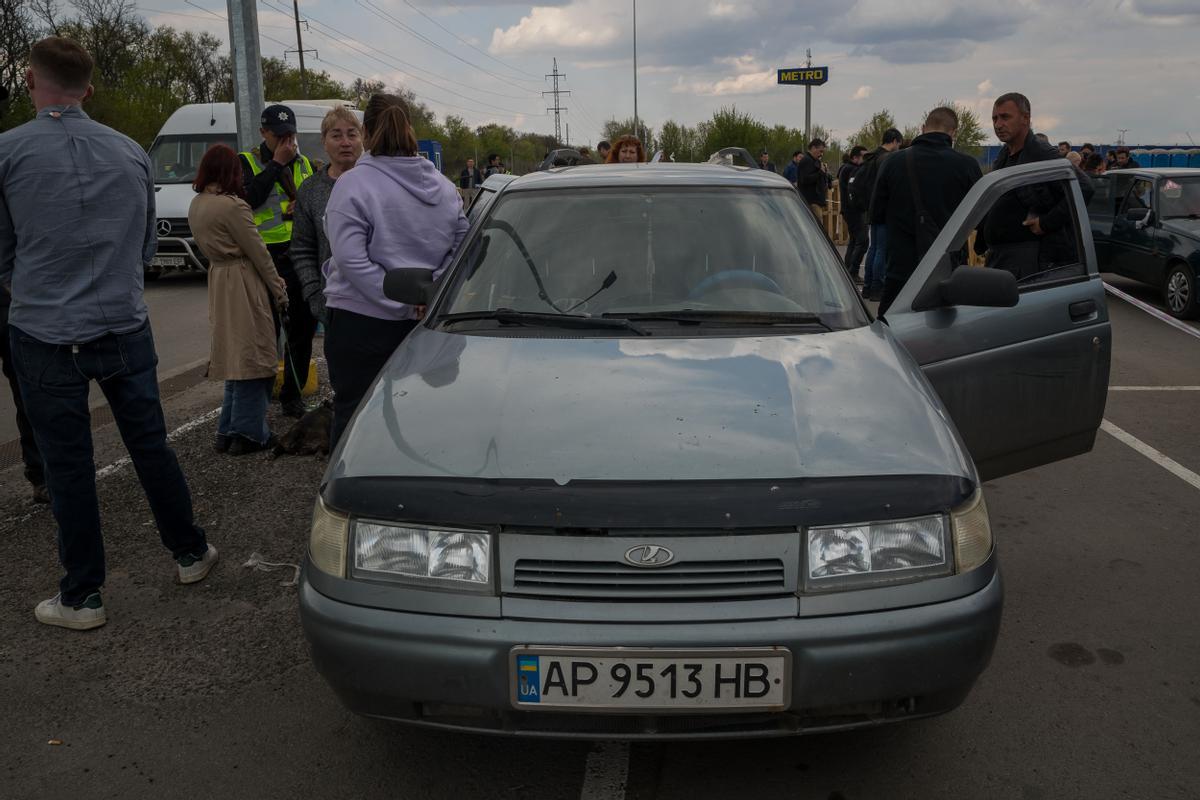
[1150,149,1170,168]
[1190,150,1200,169]
[1170,149,1192,168]
[417,139,443,173]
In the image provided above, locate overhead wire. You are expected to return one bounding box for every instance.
[256,0,542,115]
[356,0,545,92]
[400,0,541,82]
[250,2,542,122]
[180,0,293,50]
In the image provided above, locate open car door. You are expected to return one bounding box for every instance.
[886,160,1112,481]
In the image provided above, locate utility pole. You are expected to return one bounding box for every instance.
[566,122,570,147]
[287,0,317,98]
[226,0,265,152]
[544,58,570,145]
[804,48,812,144]
[632,0,639,140]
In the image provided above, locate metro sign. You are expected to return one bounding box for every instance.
[777,67,829,86]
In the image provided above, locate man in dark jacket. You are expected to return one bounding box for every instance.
[459,158,483,189]
[1113,147,1140,169]
[977,92,1074,278]
[872,107,982,314]
[240,104,316,417]
[837,146,868,281]
[853,128,903,300]
[795,138,832,219]
[757,148,776,172]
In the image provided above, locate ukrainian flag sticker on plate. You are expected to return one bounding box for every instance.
[516,654,541,703]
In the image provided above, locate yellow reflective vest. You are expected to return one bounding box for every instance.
[239,149,314,245]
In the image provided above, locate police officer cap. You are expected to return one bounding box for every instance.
[260,104,297,135]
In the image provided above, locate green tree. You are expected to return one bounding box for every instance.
[927,99,986,157]
[657,119,699,162]
[602,116,654,150]
[851,109,899,149]
[696,105,767,163]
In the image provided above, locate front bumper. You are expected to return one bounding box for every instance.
[300,563,1002,739]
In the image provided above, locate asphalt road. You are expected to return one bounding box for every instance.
[0,271,210,445]
[1,286,1198,799]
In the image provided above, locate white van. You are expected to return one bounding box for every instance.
[146,100,359,278]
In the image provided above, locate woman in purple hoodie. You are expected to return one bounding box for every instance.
[322,93,470,444]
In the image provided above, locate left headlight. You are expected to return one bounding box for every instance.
[352,520,493,591]
[804,515,951,592]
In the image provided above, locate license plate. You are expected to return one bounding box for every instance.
[510,647,790,712]
[151,256,184,267]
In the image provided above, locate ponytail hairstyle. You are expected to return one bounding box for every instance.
[363,93,418,157]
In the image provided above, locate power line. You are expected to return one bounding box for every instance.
[401,0,540,82]
[181,0,293,49]
[258,0,540,106]
[357,0,544,91]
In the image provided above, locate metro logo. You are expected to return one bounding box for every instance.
[777,67,830,85]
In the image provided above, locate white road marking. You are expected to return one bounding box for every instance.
[1101,419,1200,492]
[1109,386,1200,391]
[579,742,630,800]
[95,406,222,480]
[1104,282,1200,342]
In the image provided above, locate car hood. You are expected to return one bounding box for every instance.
[329,323,974,485]
[152,182,197,219]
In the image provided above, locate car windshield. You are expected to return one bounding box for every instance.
[439,187,866,329]
[1158,176,1200,219]
[148,134,237,184]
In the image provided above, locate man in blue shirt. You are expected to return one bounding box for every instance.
[0,37,215,630]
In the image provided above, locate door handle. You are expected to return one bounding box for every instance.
[1069,300,1096,321]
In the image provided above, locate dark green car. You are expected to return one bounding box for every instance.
[1088,168,1200,318]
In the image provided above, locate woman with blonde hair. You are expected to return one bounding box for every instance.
[606,134,647,163]
[322,93,470,445]
[188,144,289,455]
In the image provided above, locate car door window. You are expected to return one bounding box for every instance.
[968,176,1089,291]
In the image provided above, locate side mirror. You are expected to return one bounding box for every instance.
[1124,207,1153,223]
[382,268,435,306]
[939,266,1018,308]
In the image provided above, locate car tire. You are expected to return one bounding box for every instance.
[1163,262,1198,319]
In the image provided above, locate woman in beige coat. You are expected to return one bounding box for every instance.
[188,144,289,455]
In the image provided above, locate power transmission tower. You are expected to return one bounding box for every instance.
[1117,129,1129,146]
[544,58,570,145]
[226,0,265,151]
[286,0,317,98]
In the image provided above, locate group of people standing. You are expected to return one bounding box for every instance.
[0,36,471,630]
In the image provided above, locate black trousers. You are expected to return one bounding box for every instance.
[325,308,418,446]
[842,212,869,276]
[273,253,319,406]
[0,303,44,487]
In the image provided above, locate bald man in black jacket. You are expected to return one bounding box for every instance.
[872,107,982,314]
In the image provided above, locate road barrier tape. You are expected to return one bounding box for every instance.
[1103,282,1200,342]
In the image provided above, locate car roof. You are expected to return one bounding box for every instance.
[500,163,795,192]
[1119,168,1200,177]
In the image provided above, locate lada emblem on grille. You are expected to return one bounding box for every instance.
[156,219,172,236]
[623,545,675,568]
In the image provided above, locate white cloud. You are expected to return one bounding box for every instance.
[709,2,739,17]
[672,70,778,96]
[489,7,620,54]
[852,85,872,100]
[715,54,763,73]
[977,78,993,95]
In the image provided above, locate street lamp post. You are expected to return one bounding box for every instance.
[632,0,639,140]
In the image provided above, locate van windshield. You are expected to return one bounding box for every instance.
[148,134,237,184]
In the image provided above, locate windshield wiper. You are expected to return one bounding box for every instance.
[604,310,833,330]
[440,308,650,335]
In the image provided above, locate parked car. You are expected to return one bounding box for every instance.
[300,160,1111,738]
[1087,167,1200,318]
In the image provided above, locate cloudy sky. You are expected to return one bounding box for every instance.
[141,0,1200,146]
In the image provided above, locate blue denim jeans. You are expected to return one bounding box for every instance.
[865,224,889,294]
[218,377,273,444]
[10,322,207,605]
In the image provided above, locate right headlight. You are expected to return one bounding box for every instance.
[803,489,993,592]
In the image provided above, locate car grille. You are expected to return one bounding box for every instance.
[511,557,788,601]
[157,218,192,238]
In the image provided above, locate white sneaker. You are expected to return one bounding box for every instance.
[178,545,219,584]
[34,593,107,630]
